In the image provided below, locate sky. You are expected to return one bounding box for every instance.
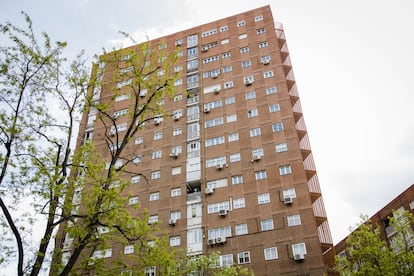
[1,0,414,249]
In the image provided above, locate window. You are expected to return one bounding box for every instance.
[222,52,231,58]
[230,153,241,163]
[144,266,156,276]
[256,28,266,34]
[171,188,181,197]
[208,226,232,240]
[269,103,280,113]
[174,79,182,86]
[119,65,133,74]
[244,76,254,85]
[247,108,258,118]
[275,142,288,153]
[255,15,264,21]
[202,28,217,37]
[131,175,140,184]
[187,59,198,72]
[221,38,230,44]
[237,251,250,264]
[174,65,183,72]
[264,247,278,260]
[149,192,159,201]
[124,245,134,255]
[220,25,228,32]
[203,55,219,64]
[261,218,274,231]
[225,96,235,105]
[235,223,248,235]
[233,198,245,209]
[170,210,181,220]
[222,65,232,73]
[157,69,165,76]
[237,20,246,27]
[152,150,162,159]
[128,196,139,205]
[175,39,184,46]
[292,243,307,256]
[224,81,234,89]
[171,145,182,155]
[264,70,274,78]
[227,114,237,123]
[259,41,269,48]
[228,132,239,142]
[252,148,264,158]
[240,47,249,53]
[157,99,164,106]
[207,178,228,190]
[221,254,233,267]
[168,159,180,170]
[187,34,198,47]
[204,100,222,110]
[92,249,112,259]
[170,236,181,247]
[283,188,297,199]
[241,60,252,68]
[245,91,256,100]
[151,171,161,179]
[173,128,182,136]
[158,43,167,50]
[239,33,247,39]
[258,193,270,204]
[287,214,302,226]
[261,55,271,63]
[250,127,261,137]
[206,156,226,168]
[113,108,128,118]
[205,117,224,128]
[207,201,230,214]
[205,136,225,147]
[272,122,284,132]
[266,86,277,95]
[255,170,267,180]
[154,132,163,140]
[279,165,292,175]
[232,175,243,185]
[116,78,132,89]
[115,94,130,102]
[148,215,158,224]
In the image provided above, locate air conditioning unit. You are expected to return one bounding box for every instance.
[211,73,218,79]
[284,197,293,205]
[139,90,147,97]
[219,209,228,217]
[205,187,214,195]
[173,114,181,121]
[169,152,179,159]
[213,88,220,94]
[294,253,305,261]
[204,107,210,113]
[251,155,261,162]
[202,46,209,52]
[168,219,177,226]
[207,239,216,246]
[216,163,224,170]
[216,236,227,244]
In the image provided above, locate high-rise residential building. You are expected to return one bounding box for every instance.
[54,5,334,275]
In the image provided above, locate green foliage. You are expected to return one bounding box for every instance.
[335,211,414,276]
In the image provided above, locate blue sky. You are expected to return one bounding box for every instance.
[2,0,414,247]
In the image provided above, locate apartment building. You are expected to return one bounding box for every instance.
[55,5,334,275]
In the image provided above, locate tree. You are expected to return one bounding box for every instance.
[1,13,253,276]
[335,211,414,276]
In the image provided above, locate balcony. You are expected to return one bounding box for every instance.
[187,95,199,105]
